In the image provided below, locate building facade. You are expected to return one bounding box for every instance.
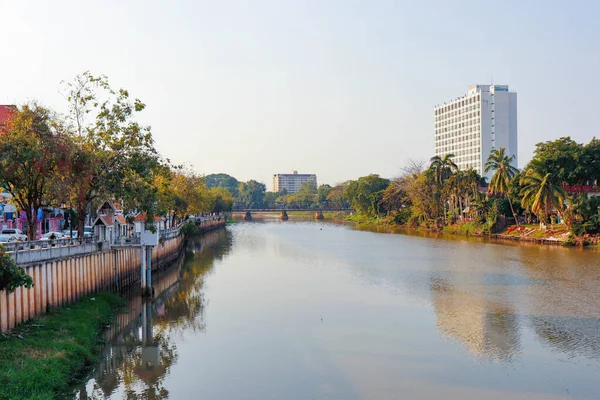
[272,171,317,194]
[434,85,518,179]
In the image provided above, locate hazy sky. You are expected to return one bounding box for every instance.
[1,1,598,189]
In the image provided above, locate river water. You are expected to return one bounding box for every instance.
[76,220,600,400]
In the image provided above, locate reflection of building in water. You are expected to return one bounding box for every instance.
[431,277,520,362]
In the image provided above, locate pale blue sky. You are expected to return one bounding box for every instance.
[1,1,598,189]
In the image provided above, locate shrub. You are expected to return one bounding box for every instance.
[180,221,198,236]
[0,244,34,293]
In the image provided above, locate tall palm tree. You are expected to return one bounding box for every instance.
[429,154,457,186]
[520,168,567,227]
[484,147,520,226]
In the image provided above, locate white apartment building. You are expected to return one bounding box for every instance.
[273,171,317,194]
[434,84,518,179]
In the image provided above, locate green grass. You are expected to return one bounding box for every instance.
[345,213,387,225]
[0,292,124,400]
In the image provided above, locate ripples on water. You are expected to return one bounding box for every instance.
[75,220,600,400]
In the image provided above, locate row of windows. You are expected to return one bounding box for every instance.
[436,146,481,155]
[436,129,481,141]
[435,114,480,129]
[434,95,481,115]
[435,105,479,121]
[436,129,480,140]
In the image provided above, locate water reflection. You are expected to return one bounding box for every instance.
[431,276,521,362]
[76,222,600,400]
[75,229,232,399]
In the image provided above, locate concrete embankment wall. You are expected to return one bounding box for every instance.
[0,219,224,333]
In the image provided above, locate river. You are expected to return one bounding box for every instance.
[76,220,600,400]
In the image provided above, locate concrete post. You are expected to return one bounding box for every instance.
[140,245,147,289]
[146,247,152,293]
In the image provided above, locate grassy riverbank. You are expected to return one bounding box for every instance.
[0,293,124,400]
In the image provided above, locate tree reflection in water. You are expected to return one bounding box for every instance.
[75,229,233,399]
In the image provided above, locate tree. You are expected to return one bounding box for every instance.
[289,181,317,208]
[0,104,71,240]
[317,184,333,204]
[344,174,390,216]
[237,180,266,208]
[484,147,520,226]
[429,154,457,186]
[204,173,240,197]
[209,187,233,213]
[520,168,567,227]
[326,183,350,209]
[63,72,164,237]
[532,137,584,187]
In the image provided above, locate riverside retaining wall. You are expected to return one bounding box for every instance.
[0,218,224,333]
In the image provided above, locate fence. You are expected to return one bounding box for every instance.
[0,216,225,333]
[0,236,185,333]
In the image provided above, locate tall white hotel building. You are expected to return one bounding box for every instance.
[434,84,518,179]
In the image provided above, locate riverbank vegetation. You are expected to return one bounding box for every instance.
[334,137,600,246]
[0,293,123,400]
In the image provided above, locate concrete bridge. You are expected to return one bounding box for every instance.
[232,209,351,221]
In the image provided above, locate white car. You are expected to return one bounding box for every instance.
[40,232,66,241]
[1,229,26,241]
[0,233,17,243]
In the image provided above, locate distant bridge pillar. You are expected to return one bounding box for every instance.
[244,211,252,221]
[280,211,289,221]
[315,210,324,220]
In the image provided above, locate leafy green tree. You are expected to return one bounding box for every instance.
[264,190,286,207]
[289,181,317,208]
[344,174,390,217]
[204,173,240,197]
[532,137,584,187]
[0,104,71,240]
[237,180,266,208]
[484,147,520,226]
[63,72,165,237]
[326,183,350,209]
[317,184,333,204]
[209,187,233,213]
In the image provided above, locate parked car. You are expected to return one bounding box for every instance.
[62,226,93,239]
[0,233,17,243]
[40,232,66,241]
[1,228,27,241]
[62,229,77,239]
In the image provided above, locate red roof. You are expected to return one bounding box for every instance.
[101,215,114,226]
[134,212,162,222]
[0,105,16,128]
[115,214,127,224]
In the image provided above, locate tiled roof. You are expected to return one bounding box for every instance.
[134,212,162,222]
[101,215,114,226]
[115,214,127,224]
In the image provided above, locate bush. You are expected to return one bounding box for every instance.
[0,244,34,293]
[180,221,198,236]
[562,235,576,246]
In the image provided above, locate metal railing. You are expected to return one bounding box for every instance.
[2,235,97,253]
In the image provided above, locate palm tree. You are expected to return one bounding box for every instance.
[429,154,457,186]
[520,168,567,228]
[484,147,520,226]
